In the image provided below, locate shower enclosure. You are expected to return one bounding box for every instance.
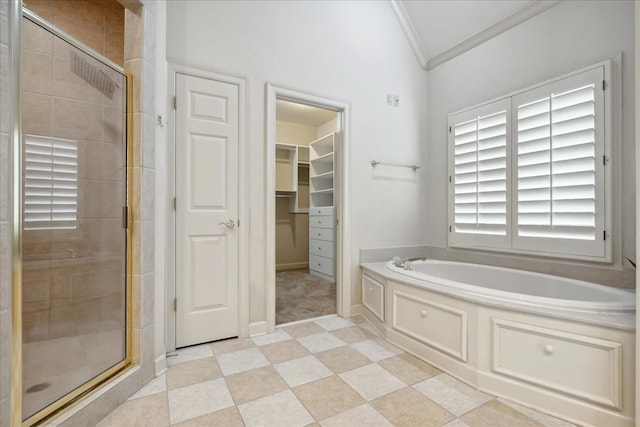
[19,10,130,424]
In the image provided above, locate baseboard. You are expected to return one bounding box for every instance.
[154,354,167,377]
[350,304,362,316]
[276,262,309,272]
[249,321,267,336]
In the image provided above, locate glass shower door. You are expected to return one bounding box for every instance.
[20,15,129,422]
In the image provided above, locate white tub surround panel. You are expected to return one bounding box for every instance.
[360,261,635,427]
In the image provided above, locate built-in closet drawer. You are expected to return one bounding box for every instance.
[310,215,334,229]
[310,227,334,242]
[309,239,334,258]
[392,289,467,362]
[362,275,384,321]
[309,207,333,216]
[491,318,622,409]
[309,254,334,277]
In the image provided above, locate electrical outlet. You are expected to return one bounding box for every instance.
[393,95,400,107]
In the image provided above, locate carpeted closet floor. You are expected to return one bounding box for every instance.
[276,269,336,324]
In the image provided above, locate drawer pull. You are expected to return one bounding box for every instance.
[318,247,322,251]
[318,233,322,236]
[421,309,427,318]
[544,344,554,355]
[318,220,322,224]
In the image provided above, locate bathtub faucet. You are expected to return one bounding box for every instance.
[392,256,427,270]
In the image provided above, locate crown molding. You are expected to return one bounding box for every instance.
[389,0,562,72]
[388,0,429,70]
[426,0,562,70]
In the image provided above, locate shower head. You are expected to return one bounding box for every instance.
[70,51,118,99]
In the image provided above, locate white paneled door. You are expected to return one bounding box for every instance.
[175,73,239,347]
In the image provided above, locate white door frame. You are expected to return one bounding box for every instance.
[166,63,249,351]
[265,83,352,332]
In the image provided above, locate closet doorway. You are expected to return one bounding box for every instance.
[274,100,339,324]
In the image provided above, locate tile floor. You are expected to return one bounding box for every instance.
[276,269,336,324]
[98,316,576,427]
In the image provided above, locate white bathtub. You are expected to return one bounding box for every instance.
[360,258,636,427]
[384,259,635,314]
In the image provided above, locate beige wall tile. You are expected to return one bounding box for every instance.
[124,9,142,61]
[104,30,124,66]
[53,98,103,142]
[22,14,54,54]
[22,50,53,95]
[54,55,104,103]
[104,5,124,34]
[22,92,52,135]
[54,0,103,29]
[54,15,104,55]
[24,0,54,21]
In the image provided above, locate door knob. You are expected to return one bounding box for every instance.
[219,219,235,229]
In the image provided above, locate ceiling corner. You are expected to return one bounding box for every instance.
[388,0,429,71]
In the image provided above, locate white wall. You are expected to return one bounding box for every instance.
[166,1,429,324]
[426,1,635,267]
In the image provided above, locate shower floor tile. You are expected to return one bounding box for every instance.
[99,315,577,427]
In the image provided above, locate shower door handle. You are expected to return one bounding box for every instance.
[219,219,236,229]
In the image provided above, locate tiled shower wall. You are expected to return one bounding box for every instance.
[1,0,13,426]
[22,0,124,66]
[0,0,157,424]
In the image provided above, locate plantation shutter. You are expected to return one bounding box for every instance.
[24,135,78,230]
[512,67,605,257]
[449,99,510,249]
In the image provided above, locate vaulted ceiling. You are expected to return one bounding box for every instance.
[390,0,561,70]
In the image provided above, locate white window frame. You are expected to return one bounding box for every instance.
[448,60,613,262]
[448,98,512,250]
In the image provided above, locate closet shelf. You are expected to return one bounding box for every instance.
[310,152,333,164]
[311,171,333,180]
[311,188,334,195]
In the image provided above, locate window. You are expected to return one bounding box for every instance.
[448,65,609,260]
[24,135,78,230]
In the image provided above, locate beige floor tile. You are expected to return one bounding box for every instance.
[238,389,314,427]
[298,332,346,353]
[216,347,270,376]
[211,337,255,355]
[349,315,366,324]
[461,400,544,427]
[293,376,365,421]
[96,392,168,427]
[274,354,334,387]
[252,328,292,346]
[166,357,221,390]
[443,420,472,427]
[414,373,493,416]
[372,387,455,427]
[339,364,406,401]
[314,316,355,331]
[319,404,393,427]
[168,378,234,425]
[225,365,289,405]
[128,374,166,400]
[351,339,398,362]
[167,344,213,367]
[330,326,374,344]
[261,339,310,364]
[283,322,326,338]
[316,345,371,374]
[498,399,576,427]
[171,406,244,427]
[379,353,441,384]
